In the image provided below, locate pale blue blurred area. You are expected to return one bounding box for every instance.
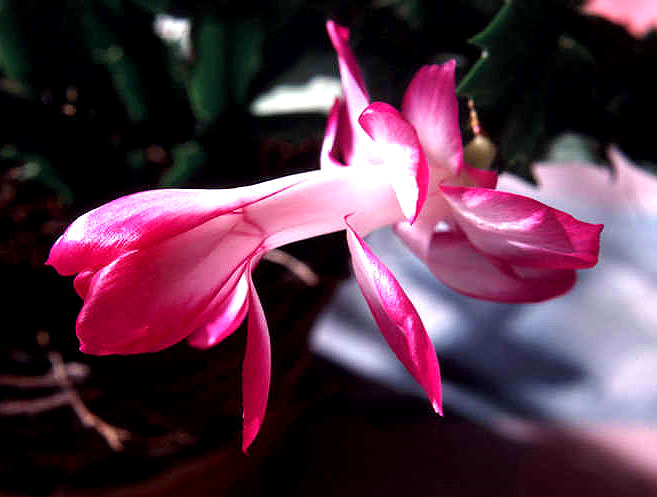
[310,161,657,426]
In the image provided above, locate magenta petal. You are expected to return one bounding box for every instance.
[427,228,577,302]
[76,215,262,355]
[325,20,372,166]
[345,220,442,414]
[359,102,429,223]
[47,190,236,276]
[47,179,302,276]
[241,263,271,453]
[187,270,250,349]
[440,185,603,269]
[320,98,347,169]
[325,20,370,129]
[401,62,463,176]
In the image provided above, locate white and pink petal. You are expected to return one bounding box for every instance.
[440,185,603,269]
[426,228,577,303]
[345,220,442,414]
[401,62,463,178]
[325,20,370,131]
[359,102,429,224]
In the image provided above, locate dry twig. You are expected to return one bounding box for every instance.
[264,249,320,287]
[0,331,130,451]
[47,349,130,451]
[0,362,89,388]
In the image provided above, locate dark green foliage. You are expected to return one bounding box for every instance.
[458,0,559,106]
[83,2,150,122]
[0,0,32,84]
[459,0,657,174]
[0,1,334,205]
[188,17,263,123]
[160,140,206,186]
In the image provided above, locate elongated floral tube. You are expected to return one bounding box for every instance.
[48,166,407,355]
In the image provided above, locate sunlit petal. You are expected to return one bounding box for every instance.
[427,228,577,302]
[359,102,429,223]
[440,185,603,269]
[346,220,442,413]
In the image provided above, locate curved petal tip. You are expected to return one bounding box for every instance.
[326,20,350,48]
[401,61,463,177]
[241,266,271,453]
[345,219,442,412]
[359,102,429,224]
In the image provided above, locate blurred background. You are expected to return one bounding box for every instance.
[1,0,657,495]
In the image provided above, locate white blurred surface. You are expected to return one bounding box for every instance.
[311,150,657,424]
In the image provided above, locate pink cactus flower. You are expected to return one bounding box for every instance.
[323,20,602,303]
[47,20,602,451]
[583,0,657,38]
